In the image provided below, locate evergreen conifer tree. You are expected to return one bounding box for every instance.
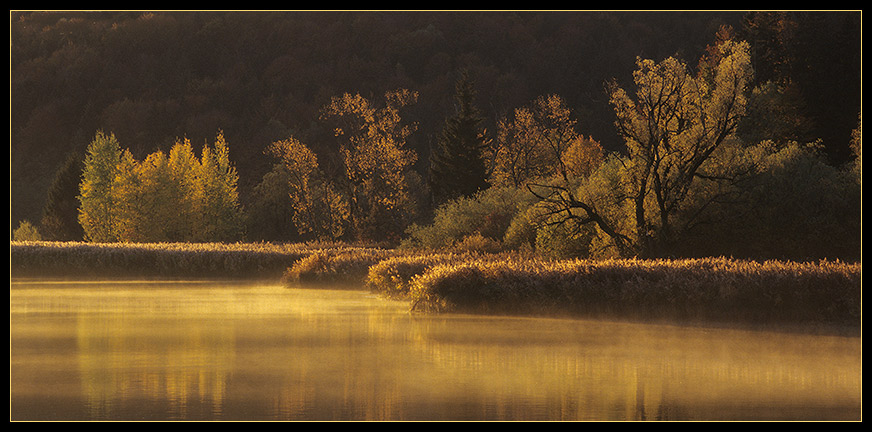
[39,153,85,241]
[429,71,490,205]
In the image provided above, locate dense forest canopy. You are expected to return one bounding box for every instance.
[10,11,861,259]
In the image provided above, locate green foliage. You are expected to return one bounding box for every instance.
[571,155,637,258]
[736,81,815,147]
[742,12,861,164]
[503,193,597,259]
[533,216,594,259]
[502,207,538,251]
[404,186,537,251]
[677,141,861,261]
[78,131,123,242]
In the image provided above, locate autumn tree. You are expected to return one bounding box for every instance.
[531,32,754,258]
[134,150,176,241]
[265,137,349,241]
[429,71,490,204]
[156,132,244,242]
[78,131,123,242]
[490,94,601,187]
[320,89,420,242]
[110,149,144,242]
[194,131,244,242]
[164,137,202,241]
[561,135,605,180]
[100,148,172,243]
[78,130,243,243]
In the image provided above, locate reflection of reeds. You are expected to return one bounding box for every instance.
[408,257,861,332]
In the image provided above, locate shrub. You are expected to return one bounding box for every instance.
[282,247,397,286]
[675,142,861,261]
[452,233,503,254]
[13,220,42,241]
[405,186,537,250]
[366,252,462,299]
[533,216,594,259]
[502,207,537,251]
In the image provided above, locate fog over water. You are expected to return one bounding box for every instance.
[10,280,861,421]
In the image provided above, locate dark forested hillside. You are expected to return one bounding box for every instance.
[10,11,860,236]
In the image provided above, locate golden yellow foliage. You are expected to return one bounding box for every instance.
[562,135,605,179]
[79,131,243,243]
[321,90,420,241]
[266,137,349,240]
[490,94,599,187]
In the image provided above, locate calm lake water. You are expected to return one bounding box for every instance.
[10,279,861,421]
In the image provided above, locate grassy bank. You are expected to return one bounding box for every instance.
[11,241,861,334]
[406,256,862,333]
[10,240,341,279]
[361,251,861,333]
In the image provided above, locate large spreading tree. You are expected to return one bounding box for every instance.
[530,29,754,258]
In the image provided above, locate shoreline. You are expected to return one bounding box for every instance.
[11,241,861,336]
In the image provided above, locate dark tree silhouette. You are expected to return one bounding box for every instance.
[39,153,85,241]
[429,71,490,205]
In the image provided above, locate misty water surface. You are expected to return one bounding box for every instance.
[10,280,861,421]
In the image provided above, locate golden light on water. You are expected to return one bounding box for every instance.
[10,281,861,421]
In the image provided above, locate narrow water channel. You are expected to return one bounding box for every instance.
[10,280,861,421]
